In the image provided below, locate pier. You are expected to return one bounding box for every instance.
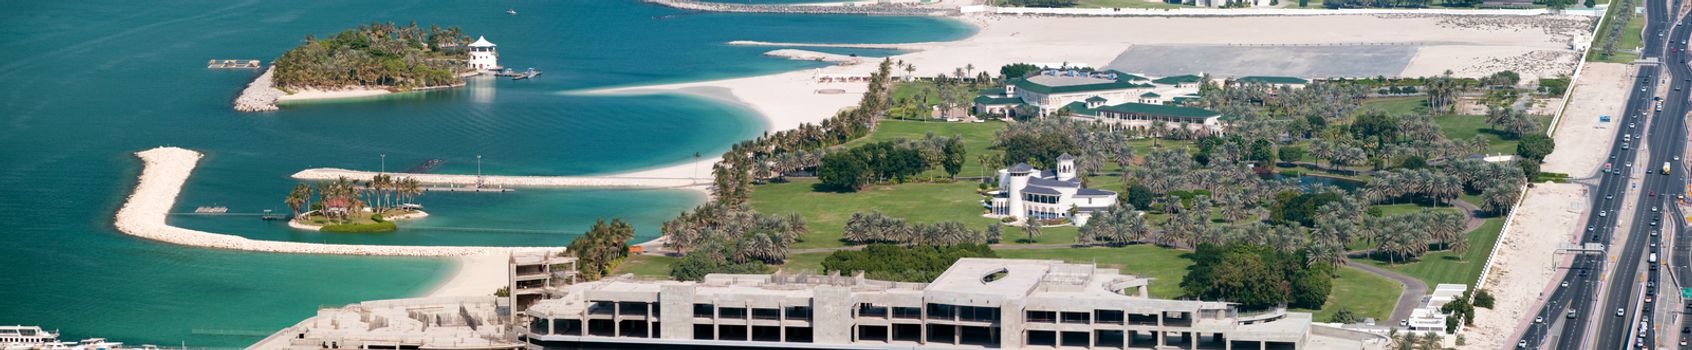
[208,59,262,69]
[642,0,957,16]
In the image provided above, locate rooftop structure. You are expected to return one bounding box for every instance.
[467,36,499,72]
[520,258,1359,349]
[1404,284,1467,335]
[509,251,577,323]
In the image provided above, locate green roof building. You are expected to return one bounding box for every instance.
[1236,76,1310,85]
[1151,74,1203,86]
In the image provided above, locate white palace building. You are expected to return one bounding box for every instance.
[985,154,1117,226]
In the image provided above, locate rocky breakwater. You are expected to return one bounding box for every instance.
[234,66,283,112]
[764,49,864,65]
[644,0,958,16]
[117,147,557,256]
[290,168,708,191]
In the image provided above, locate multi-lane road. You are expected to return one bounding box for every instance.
[1518,0,1692,347]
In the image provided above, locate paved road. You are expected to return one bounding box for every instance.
[1344,260,1428,324]
[1519,0,1679,347]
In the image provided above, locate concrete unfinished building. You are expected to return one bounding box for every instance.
[519,258,1385,350]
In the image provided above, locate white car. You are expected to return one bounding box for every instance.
[1601,210,1609,217]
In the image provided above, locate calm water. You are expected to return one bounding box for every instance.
[0,0,971,347]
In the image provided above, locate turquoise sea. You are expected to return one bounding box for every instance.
[0,0,971,347]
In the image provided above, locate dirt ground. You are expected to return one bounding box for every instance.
[1543,63,1634,178]
[1461,183,1586,349]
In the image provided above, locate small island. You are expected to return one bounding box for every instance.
[284,175,427,233]
[236,22,492,112]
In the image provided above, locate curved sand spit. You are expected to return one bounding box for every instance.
[117,147,557,257]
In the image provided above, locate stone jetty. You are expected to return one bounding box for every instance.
[643,0,957,16]
[234,66,282,112]
[291,168,709,191]
[116,147,557,256]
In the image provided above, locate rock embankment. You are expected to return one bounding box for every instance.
[644,0,957,16]
[234,66,283,112]
[116,147,557,256]
[290,168,709,191]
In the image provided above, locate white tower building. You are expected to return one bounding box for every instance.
[467,36,499,71]
[1006,163,1034,220]
[1055,153,1076,182]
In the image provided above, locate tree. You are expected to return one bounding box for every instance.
[1021,222,1043,243]
[285,182,312,215]
[1248,139,1275,164]
[1473,289,1495,308]
[818,152,872,191]
[1516,133,1555,162]
[821,244,996,282]
[941,136,967,178]
[1278,146,1306,163]
[1000,63,1039,79]
[1121,184,1155,209]
[1331,307,1360,324]
[568,218,637,281]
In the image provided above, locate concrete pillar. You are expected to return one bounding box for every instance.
[1157,331,1166,347]
[1188,332,1196,350]
[612,303,620,337]
[813,287,852,344]
[659,285,694,340]
[645,303,653,338]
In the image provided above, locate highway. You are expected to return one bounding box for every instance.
[1518,0,1684,347]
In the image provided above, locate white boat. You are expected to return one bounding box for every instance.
[68,338,122,350]
[0,326,59,350]
[506,8,517,15]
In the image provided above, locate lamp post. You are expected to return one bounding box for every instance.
[380,154,386,174]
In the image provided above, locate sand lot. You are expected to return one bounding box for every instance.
[1463,183,1586,350]
[1544,63,1633,178]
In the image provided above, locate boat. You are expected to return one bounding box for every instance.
[506,8,517,15]
[1,326,59,350]
[511,68,541,80]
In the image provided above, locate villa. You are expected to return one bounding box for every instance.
[985,154,1117,226]
[973,69,1159,116]
[1065,100,1230,135]
[519,258,1386,349]
[467,36,500,71]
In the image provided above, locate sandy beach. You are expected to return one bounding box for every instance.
[117,147,558,257]
[275,86,392,102]
[423,254,511,298]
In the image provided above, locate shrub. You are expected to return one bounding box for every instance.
[1473,289,1495,308]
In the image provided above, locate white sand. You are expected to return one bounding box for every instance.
[423,254,510,298]
[276,86,392,102]
[764,49,865,65]
[1544,63,1633,177]
[117,147,558,257]
[1463,183,1585,349]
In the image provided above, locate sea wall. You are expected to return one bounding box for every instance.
[234,66,282,112]
[116,147,558,256]
[290,168,709,191]
[643,0,958,16]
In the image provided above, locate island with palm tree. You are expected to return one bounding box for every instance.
[236,22,480,112]
[284,175,427,233]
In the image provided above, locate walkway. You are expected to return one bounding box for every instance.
[1346,259,1429,324]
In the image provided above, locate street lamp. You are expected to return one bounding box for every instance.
[380,154,386,174]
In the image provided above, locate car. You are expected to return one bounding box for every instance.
[1518,340,1527,348]
[1562,280,1569,287]
[1601,210,1609,217]
[1589,225,1596,231]
[1653,230,1660,236]
[1624,143,1631,150]
[1607,194,1614,200]
[1399,320,1408,327]
[1680,337,1686,346]
[1536,316,1544,323]
[1651,191,1657,197]
[1677,155,1683,161]
[1652,221,1658,227]
[1654,206,1660,212]
[1647,295,1655,303]
[1619,308,1627,316]
[1631,122,1637,128]
[1581,269,1589,276]
[1684,326,1690,333]
[1680,194,1685,200]
[1612,154,1618,160]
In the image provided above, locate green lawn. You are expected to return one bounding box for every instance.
[1358,96,1551,155]
[995,245,1196,299]
[1591,1,1644,63]
[1371,202,1461,217]
[1363,218,1505,291]
[1299,266,1401,322]
[751,179,1086,248]
[612,254,676,278]
[846,119,1008,177]
[778,251,833,272]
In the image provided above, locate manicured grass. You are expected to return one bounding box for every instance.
[778,251,833,272]
[1299,266,1401,322]
[888,81,989,120]
[1364,218,1506,291]
[995,245,1196,299]
[1591,1,1644,63]
[1358,96,1551,155]
[752,179,1037,249]
[846,119,1008,177]
[1371,202,1462,217]
[612,254,676,278]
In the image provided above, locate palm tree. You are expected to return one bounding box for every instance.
[1021,221,1043,243]
[905,64,916,81]
[285,183,311,216]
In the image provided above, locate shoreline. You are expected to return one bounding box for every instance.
[286,210,430,231]
[421,253,510,298]
[116,146,559,257]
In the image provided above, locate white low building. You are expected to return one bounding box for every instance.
[986,154,1117,226]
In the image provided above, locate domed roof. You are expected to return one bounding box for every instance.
[468,36,496,48]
